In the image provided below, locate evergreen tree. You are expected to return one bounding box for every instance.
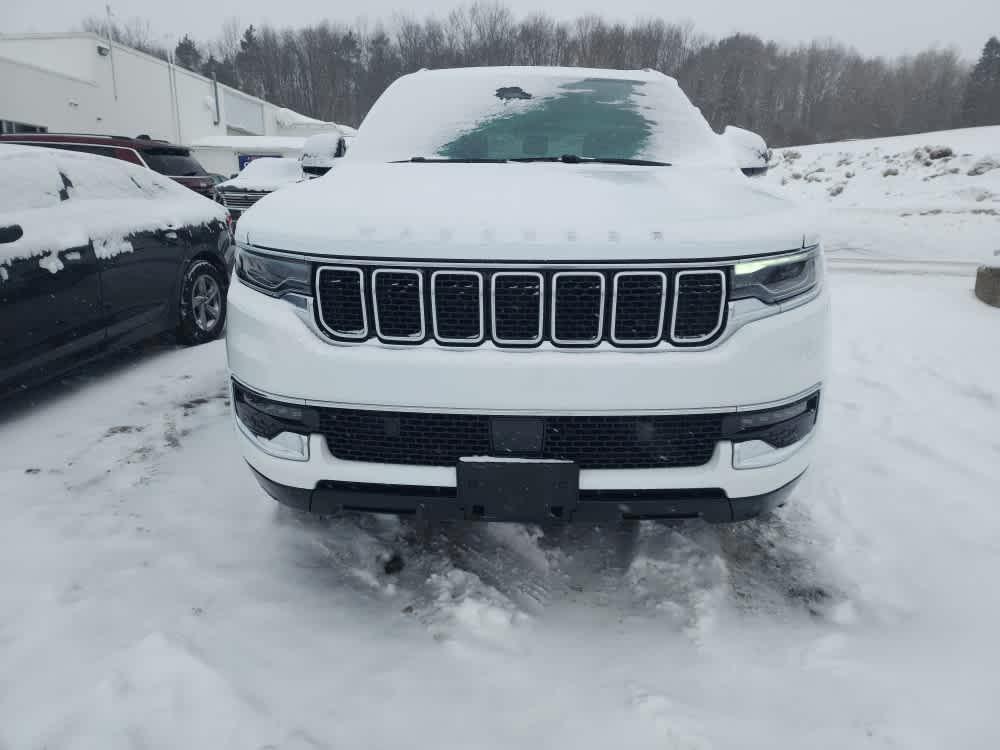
[235,25,265,96]
[174,34,202,71]
[962,36,1000,126]
[200,53,238,88]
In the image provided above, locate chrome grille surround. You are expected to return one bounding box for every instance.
[315,266,368,339]
[670,269,728,343]
[371,269,425,342]
[431,270,485,344]
[491,272,545,346]
[550,271,606,346]
[610,271,667,345]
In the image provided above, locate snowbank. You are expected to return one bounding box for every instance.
[0,145,227,268]
[767,126,1000,262]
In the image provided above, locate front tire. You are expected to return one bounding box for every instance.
[177,259,227,345]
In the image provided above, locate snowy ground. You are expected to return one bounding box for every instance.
[2,129,1000,749]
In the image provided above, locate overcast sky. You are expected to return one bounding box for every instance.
[2,0,995,61]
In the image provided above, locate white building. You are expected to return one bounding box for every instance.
[0,32,341,150]
[188,135,310,177]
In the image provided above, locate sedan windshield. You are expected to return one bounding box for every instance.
[349,68,726,166]
[142,148,207,177]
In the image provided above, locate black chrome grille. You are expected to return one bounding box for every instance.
[318,409,724,469]
[314,265,728,348]
[672,271,726,342]
[373,270,423,340]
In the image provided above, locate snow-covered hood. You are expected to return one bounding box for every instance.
[219,158,305,193]
[239,162,815,260]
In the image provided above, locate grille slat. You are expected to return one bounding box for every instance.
[552,272,605,345]
[219,189,270,210]
[319,409,723,469]
[316,267,367,338]
[314,265,727,348]
[671,270,726,342]
[432,272,483,343]
[492,273,544,344]
[373,269,424,341]
[612,272,667,344]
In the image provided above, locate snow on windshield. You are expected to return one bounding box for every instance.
[220,157,304,190]
[0,145,226,268]
[349,67,727,165]
[301,132,344,160]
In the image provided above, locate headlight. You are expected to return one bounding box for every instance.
[235,246,312,298]
[731,247,819,304]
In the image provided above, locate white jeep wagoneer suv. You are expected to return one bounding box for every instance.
[227,67,830,523]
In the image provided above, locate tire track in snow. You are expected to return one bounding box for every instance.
[290,507,854,642]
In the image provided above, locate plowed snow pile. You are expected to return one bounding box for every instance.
[1,127,999,749]
[767,125,1000,263]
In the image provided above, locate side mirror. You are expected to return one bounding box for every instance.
[722,126,770,177]
[0,225,24,244]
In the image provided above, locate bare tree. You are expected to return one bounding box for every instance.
[118,2,972,143]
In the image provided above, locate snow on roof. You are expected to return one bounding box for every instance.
[348,66,725,166]
[272,108,357,136]
[189,136,307,152]
[274,107,329,128]
[218,157,304,191]
[0,144,226,267]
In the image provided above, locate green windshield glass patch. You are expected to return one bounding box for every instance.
[437,78,653,161]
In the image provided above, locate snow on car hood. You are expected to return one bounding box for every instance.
[239,162,815,261]
[219,157,304,192]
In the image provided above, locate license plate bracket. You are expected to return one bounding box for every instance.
[457,459,579,521]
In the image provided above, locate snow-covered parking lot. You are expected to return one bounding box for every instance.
[2,129,999,748]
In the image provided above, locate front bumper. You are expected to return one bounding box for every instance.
[227,277,829,522]
[248,462,804,523]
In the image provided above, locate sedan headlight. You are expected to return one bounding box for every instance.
[235,246,313,298]
[731,247,820,304]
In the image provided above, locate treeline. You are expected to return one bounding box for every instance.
[82,5,1000,146]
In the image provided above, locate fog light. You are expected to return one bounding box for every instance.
[231,381,316,461]
[235,415,310,461]
[733,437,809,469]
[725,391,820,469]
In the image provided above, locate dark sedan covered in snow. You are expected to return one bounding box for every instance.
[0,145,233,394]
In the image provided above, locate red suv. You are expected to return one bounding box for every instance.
[0,133,216,198]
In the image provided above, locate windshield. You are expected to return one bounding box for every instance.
[141,148,207,177]
[349,68,726,165]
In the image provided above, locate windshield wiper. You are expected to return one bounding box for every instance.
[511,154,670,166]
[393,157,509,163]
